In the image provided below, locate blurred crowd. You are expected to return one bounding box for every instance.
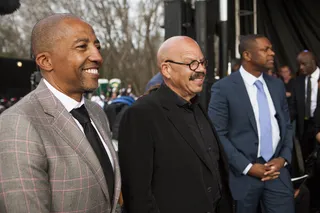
[90,83,136,109]
[0,97,20,114]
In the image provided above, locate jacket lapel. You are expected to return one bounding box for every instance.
[264,75,281,108]
[156,85,212,171]
[231,72,258,136]
[316,75,320,108]
[85,100,121,211]
[35,80,110,203]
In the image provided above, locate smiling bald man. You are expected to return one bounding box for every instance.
[118,36,233,213]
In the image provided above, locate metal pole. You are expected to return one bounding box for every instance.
[219,0,228,78]
[195,0,209,109]
[253,0,257,34]
[164,0,184,39]
[235,0,240,59]
[195,1,207,57]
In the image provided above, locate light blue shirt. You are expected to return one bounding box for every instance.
[239,66,280,174]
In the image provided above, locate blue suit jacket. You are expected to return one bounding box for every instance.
[208,71,293,200]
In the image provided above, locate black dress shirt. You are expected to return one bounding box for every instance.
[169,87,222,206]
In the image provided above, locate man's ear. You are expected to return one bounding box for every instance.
[243,51,251,62]
[35,52,53,72]
[160,62,171,79]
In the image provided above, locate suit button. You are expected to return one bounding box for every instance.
[207,187,212,192]
[208,146,212,151]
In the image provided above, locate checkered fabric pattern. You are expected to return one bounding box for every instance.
[0,80,121,213]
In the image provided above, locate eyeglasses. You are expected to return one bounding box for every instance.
[165,59,208,71]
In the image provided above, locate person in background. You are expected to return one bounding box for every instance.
[145,72,163,93]
[291,51,320,161]
[279,65,296,135]
[279,65,294,102]
[296,51,320,212]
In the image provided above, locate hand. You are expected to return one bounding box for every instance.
[316,132,320,143]
[247,163,266,179]
[286,92,291,97]
[247,163,280,181]
[261,171,280,181]
[294,189,300,198]
[264,157,285,177]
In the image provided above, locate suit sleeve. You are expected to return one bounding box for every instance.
[315,105,320,134]
[118,104,159,213]
[208,81,252,176]
[278,81,293,164]
[0,113,51,212]
[289,78,298,122]
[314,87,320,134]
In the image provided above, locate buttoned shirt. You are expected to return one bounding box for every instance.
[304,67,320,117]
[239,66,280,174]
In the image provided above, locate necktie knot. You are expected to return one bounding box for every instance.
[254,80,263,91]
[70,105,91,124]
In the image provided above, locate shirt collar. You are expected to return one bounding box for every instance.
[310,67,320,79]
[239,65,266,86]
[163,84,199,108]
[43,79,84,112]
[178,95,199,110]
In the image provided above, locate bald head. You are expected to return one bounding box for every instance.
[297,51,316,63]
[157,36,200,69]
[31,13,81,57]
[297,51,317,75]
[156,36,206,101]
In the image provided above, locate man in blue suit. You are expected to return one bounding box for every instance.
[208,34,294,213]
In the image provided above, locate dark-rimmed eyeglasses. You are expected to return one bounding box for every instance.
[165,59,208,71]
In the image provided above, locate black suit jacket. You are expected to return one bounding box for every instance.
[118,84,233,213]
[291,75,320,139]
[291,76,305,139]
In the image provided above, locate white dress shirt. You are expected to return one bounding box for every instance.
[44,79,114,169]
[305,67,320,117]
[239,66,281,174]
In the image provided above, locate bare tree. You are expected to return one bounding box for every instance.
[0,0,164,95]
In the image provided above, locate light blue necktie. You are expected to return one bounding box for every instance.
[254,80,273,161]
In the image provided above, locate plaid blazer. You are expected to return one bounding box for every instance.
[0,80,121,213]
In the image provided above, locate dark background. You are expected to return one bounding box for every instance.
[0,57,36,98]
[228,0,320,74]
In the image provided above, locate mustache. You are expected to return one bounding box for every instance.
[189,71,206,81]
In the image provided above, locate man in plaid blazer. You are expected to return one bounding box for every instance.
[0,14,121,212]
